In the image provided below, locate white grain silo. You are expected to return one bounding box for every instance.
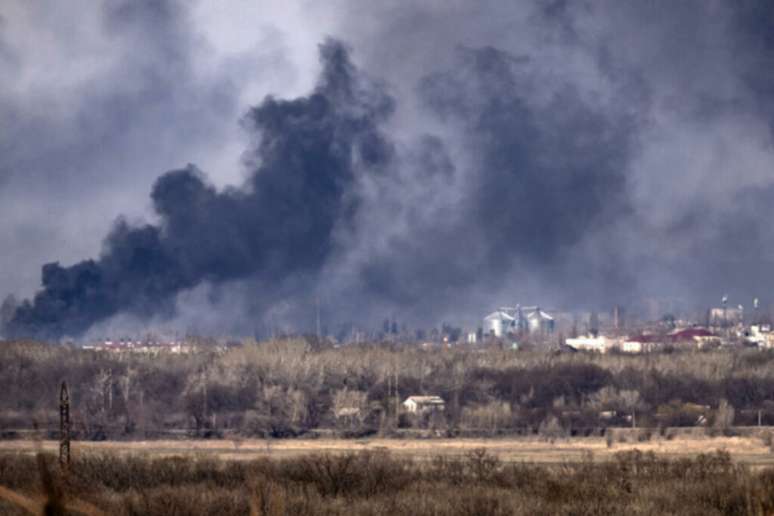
[526,308,555,335]
[483,310,515,337]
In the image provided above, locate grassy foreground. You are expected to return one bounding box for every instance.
[0,449,773,515]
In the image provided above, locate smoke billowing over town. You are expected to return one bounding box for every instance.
[3,0,774,340]
[8,4,774,513]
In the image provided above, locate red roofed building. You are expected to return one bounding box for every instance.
[668,328,718,348]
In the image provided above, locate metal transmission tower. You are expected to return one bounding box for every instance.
[59,382,70,468]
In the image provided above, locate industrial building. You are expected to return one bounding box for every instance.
[483,305,555,337]
[708,306,744,328]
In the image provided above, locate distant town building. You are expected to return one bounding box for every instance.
[621,340,644,353]
[669,328,718,348]
[621,334,663,353]
[744,324,774,348]
[708,306,743,328]
[83,339,195,354]
[565,335,614,353]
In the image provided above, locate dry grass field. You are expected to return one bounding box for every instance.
[2,435,772,468]
[2,437,773,514]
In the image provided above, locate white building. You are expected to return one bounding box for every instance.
[745,324,774,348]
[621,340,643,353]
[565,335,616,353]
[708,306,743,327]
[526,309,555,335]
[483,311,515,337]
[403,395,445,414]
[483,305,555,337]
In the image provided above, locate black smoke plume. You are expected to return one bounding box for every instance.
[7,39,394,339]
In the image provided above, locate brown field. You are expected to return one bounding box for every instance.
[2,435,773,468]
[2,437,773,514]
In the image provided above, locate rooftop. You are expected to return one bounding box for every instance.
[404,395,445,404]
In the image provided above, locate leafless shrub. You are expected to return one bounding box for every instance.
[465,448,501,482]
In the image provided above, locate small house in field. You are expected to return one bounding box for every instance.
[403,395,445,414]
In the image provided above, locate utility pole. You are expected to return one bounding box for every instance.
[386,374,392,428]
[394,368,399,428]
[107,369,113,412]
[59,382,70,468]
[201,368,208,432]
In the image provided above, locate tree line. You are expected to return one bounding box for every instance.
[1,339,774,439]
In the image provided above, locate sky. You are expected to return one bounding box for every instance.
[2,0,774,339]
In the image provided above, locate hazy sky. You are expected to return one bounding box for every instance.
[3,1,774,338]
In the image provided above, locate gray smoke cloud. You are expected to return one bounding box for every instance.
[4,0,774,339]
[322,0,774,318]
